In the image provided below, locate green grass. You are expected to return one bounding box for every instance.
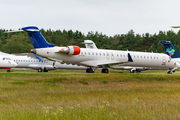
[0,69,180,119]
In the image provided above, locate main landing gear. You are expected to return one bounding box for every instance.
[38,68,48,72]
[102,68,109,73]
[167,70,172,74]
[130,70,135,73]
[86,68,94,73]
[167,69,175,74]
[38,68,42,72]
[86,67,109,73]
[44,68,48,72]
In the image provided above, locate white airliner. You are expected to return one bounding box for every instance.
[83,40,153,73]
[0,52,86,72]
[0,55,17,72]
[11,26,180,74]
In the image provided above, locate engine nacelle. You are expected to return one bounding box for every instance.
[60,46,81,55]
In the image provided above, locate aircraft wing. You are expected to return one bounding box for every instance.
[79,53,133,67]
[172,26,180,28]
[79,60,124,67]
[24,53,63,62]
[40,56,62,63]
[28,64,57,70]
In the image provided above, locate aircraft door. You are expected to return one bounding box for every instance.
[106,52,110,60]
[162,56,166,65]
[111,53,114,60]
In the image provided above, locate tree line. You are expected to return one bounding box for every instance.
[0,28,180,54]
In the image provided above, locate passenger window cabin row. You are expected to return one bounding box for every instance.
[80,52,159,59]
[13,60,49,63]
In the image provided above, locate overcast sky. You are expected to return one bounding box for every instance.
[0,0,180,36]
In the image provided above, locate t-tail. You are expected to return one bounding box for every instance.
[22,26,55,49]
[162,41,180,58]
[82,40,98,49]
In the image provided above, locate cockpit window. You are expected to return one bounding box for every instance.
[2,57,11,60]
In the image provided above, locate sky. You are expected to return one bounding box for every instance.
[1,0,180,36]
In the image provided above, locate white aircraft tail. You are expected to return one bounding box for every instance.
[82,40,98,49]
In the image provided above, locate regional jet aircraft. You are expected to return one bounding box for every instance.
[0,52,86,72]
[0,55,17,72]
[11,26,180,74]
[83,40,152,73]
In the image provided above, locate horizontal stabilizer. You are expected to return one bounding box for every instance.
[22,26,39,32]
[5,26,55,49]
[172,26,180,28]
[5,30,24,33]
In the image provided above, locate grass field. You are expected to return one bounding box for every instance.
[0,69,180,119]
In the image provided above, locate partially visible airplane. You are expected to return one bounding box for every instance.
[0,56,17,72]
[162,40,180,64]
[9,26,180,74]
[0,52,86,72]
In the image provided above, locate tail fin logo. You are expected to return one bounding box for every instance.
[166,47,175,57]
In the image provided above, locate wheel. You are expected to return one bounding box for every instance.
[101,69,104,73]
[102,68,109,73]
[167,69,172,74]
[104,69,109,73]
[38,68,42,72]
[86,68,94,73]
[7,70,10,72]
[130,70,134,73]
[167,71,172,74]
[44,68,48,72]
[90,68,94,73]
[86,68,90,73]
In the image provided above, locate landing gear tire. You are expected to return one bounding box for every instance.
[44,68,48,72]
[167,70,172,74]
[130,70,134,73]
[38,68,42,72]
[102,68,109,73]
[86,68,94,73]
[7,70,10,72]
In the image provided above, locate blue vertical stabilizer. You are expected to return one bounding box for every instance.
[22,26,55,49]
[162,41,180,58]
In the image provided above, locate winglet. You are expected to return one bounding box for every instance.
[33,54,44,62]
[128,53,133,62]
